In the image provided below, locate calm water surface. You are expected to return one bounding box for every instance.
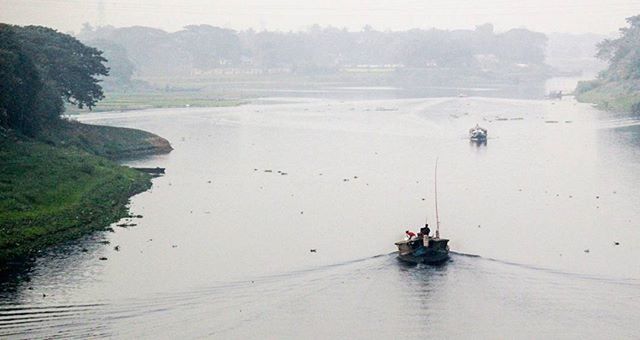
[1,86,640,338]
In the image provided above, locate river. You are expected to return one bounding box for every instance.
[1,81,640,338]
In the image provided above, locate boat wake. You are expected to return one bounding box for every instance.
[0,303,109,338]
[1,249,638,339]
[449,251,640,286]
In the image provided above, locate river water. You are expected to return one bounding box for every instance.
[1,81,640,338]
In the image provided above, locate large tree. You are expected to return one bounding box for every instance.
[0,24,109,134]
[0,24,42,133]
[14,25,109,110]
[596,15,640,81]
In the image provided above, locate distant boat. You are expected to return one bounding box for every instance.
[547,90,563,99]
[469,124,488,141]
[133,167,166,175]
[395,159,450,265]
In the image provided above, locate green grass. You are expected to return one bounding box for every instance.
[37,120,173,159]
[575,80,640,114]
[66,92,245,114]
[0,133,152,266]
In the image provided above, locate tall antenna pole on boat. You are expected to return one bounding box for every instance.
[434,157,440,239]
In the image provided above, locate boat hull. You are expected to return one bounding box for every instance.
[397,251,449,265]
[395,238,450,265]
[469,133,487,141]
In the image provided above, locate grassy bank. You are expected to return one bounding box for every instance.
[38,120,173,159]
[575,80,640,114]
[66,69,553,114]
[0,119,172,268]
[0,132,152,266]
[66,91,245,114]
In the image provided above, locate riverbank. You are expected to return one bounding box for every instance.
[575,80,640,114]
[66,70,556,115]
[0,122,172,269]
[38,119,173,159]
[65,92,245,114]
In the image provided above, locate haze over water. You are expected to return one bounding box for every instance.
[1,80,640,338]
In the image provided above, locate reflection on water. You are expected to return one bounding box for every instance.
[2,81,640,338]
[470,139,488,147]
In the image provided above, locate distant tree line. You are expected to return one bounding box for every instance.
[77,23,548,78]
[0,24,108,134]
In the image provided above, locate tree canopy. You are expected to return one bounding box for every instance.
[0,25,42,133]
[596,15,640,81]
[0,24,108,134]
[575,15,640,114]
[14,25,108,109]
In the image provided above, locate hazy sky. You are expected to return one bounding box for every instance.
[1,0,639,34]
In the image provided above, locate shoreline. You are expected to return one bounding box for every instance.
[575,80,640,115]
[0,122,172,271]
[65,93,246,115]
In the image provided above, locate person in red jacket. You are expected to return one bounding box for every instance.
[405,230,416,240]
